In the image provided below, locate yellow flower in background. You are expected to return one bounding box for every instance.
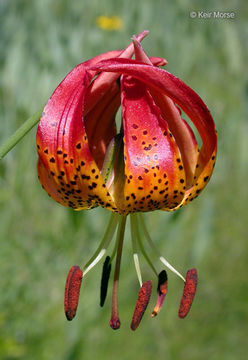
[96,15,124,31]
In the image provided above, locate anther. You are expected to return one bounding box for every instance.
[64,266,83,321]
[131,280,152,331]
[100,256,111,307]
[151,270,168,317]
[178,268,197,318]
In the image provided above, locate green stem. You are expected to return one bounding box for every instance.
[0,106,44,160]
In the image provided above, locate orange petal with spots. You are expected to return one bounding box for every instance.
[131,37,198,188]
[90,58,217,209]
[121,76,186,212]
[37,157,78,208]
[36,60,117,211]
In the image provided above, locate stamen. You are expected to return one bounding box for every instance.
[130,214,143,287]
[132,214,157,276]
[83,212,118,275]
[138,214,185,282]
[151,270,168,317]
[64,266,83,321]
[131,280,152,331]
[159,257,185,282]
[100,256,111,307]
[84,249,106,276]
[110,215,127,330]
[178,268,198,318]
[133,254,142,288]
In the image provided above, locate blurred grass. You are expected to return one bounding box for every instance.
[0,0,247,359]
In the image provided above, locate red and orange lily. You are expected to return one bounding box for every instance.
[36,30,217,330]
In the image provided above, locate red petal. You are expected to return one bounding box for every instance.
[131,37,198,188]
[85,31,149,115]
[84,83,119,169]
[36,61,117,211]
[149,56,167,67]
[121,76,186,212]
[148,90,199,187]
[90,58,217,171]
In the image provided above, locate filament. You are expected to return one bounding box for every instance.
[83,212,119,275]
[130,214,143,287]
[138,213,185,282]
[133,254,142,288]
[132,214,157,276]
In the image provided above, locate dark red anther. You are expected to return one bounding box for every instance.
[100,256,111,307]
[157,270,168,295]
[64,266,83,321]
[178,268,197,319]
[131,280,152,331]
[151,270,168,317]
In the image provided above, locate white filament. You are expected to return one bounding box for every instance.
[84,249,106,276]
[159,256,185,282]
[133,253,143,287]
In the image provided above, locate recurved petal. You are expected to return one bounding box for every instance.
[177,150,216,208]
[36,62,117,211]
[89,58,217,172]
[130,37,198,188]
[148,91,199,188]
[84,82,119,170]
[149,57,167,67]
[85,30,149,115]
[121,76,186,212]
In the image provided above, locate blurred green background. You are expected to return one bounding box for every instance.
[0,0,247,359]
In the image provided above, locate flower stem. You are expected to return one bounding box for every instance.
[0,106,44,160]
[110,214,127,329]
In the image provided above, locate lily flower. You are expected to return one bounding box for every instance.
[36,30,217,330]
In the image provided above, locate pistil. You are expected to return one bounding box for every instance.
[109,215,127,330]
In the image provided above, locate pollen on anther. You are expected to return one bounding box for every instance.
[151,270,168,318]
[131,280,152,331]
[64,266,83,321]
[178,268,197,319]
